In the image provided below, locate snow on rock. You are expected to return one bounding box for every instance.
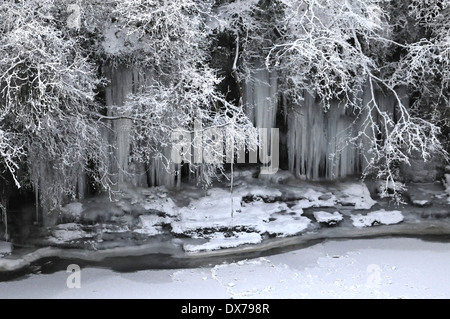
[303,188,326,201]
[171,187,312,248]
[48,223,94,243]
[141,197,179,217]
[0,241,12,257]
[240,201,310,236]
[171,188,242,235]
[134,215,167,236]
[241,200,289,216]
[238,185,282,201]
[338,183,376,209]
[115,185,180,217]
[261,214,311,237]
[258,170,295,184]
[81,204,124,223]
[291,199,315,210]
[313,211,343,226]
[351,210,404,228]
[289,189,337,209]
[412,199,432,207]
[183,232,262,252]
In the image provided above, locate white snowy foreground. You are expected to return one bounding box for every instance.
[0,237,449,299]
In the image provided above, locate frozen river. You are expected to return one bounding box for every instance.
[0,237,449,299]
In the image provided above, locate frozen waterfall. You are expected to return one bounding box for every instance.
[104,65,176,189]
[102,64,401,188]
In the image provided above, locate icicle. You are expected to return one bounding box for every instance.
[35,182,39,225]
[243,65,278,174]
[287,91,362,180]
[148,146,176,188]
[104,64,179,188]
[0,204,8,241]
[253,68,277,130]
[77,170,86,200]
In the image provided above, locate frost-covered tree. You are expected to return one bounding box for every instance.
[254,0,448,200]
[99,0,449,198]
[388,0,449,139]
[0,0,448,217]
[0,0,110,217]
[102,0,259,187]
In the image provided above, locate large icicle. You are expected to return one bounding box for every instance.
[287,92,361,180]
[243,66,278,168]
[104,64,176,189]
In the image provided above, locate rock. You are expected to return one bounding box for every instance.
[101,231,132,242]
[338,183,377,209]
[318,193,333,201]
[351,210,404,228]
[411,199,432,207]
[339,197,355,207]
[406,183,445,207]
[81,203,125,224]
[421,210,450,219]
[313,211,343,226]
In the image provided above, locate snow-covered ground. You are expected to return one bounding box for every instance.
[1,170,448,299]
[37,170,417,253]
[0,237,448,299]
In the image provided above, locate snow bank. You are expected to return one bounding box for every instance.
[171,186,312,250]
[183,232,262,252]
[351,210,404,227]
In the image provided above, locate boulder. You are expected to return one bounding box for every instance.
[313,211,343,226]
